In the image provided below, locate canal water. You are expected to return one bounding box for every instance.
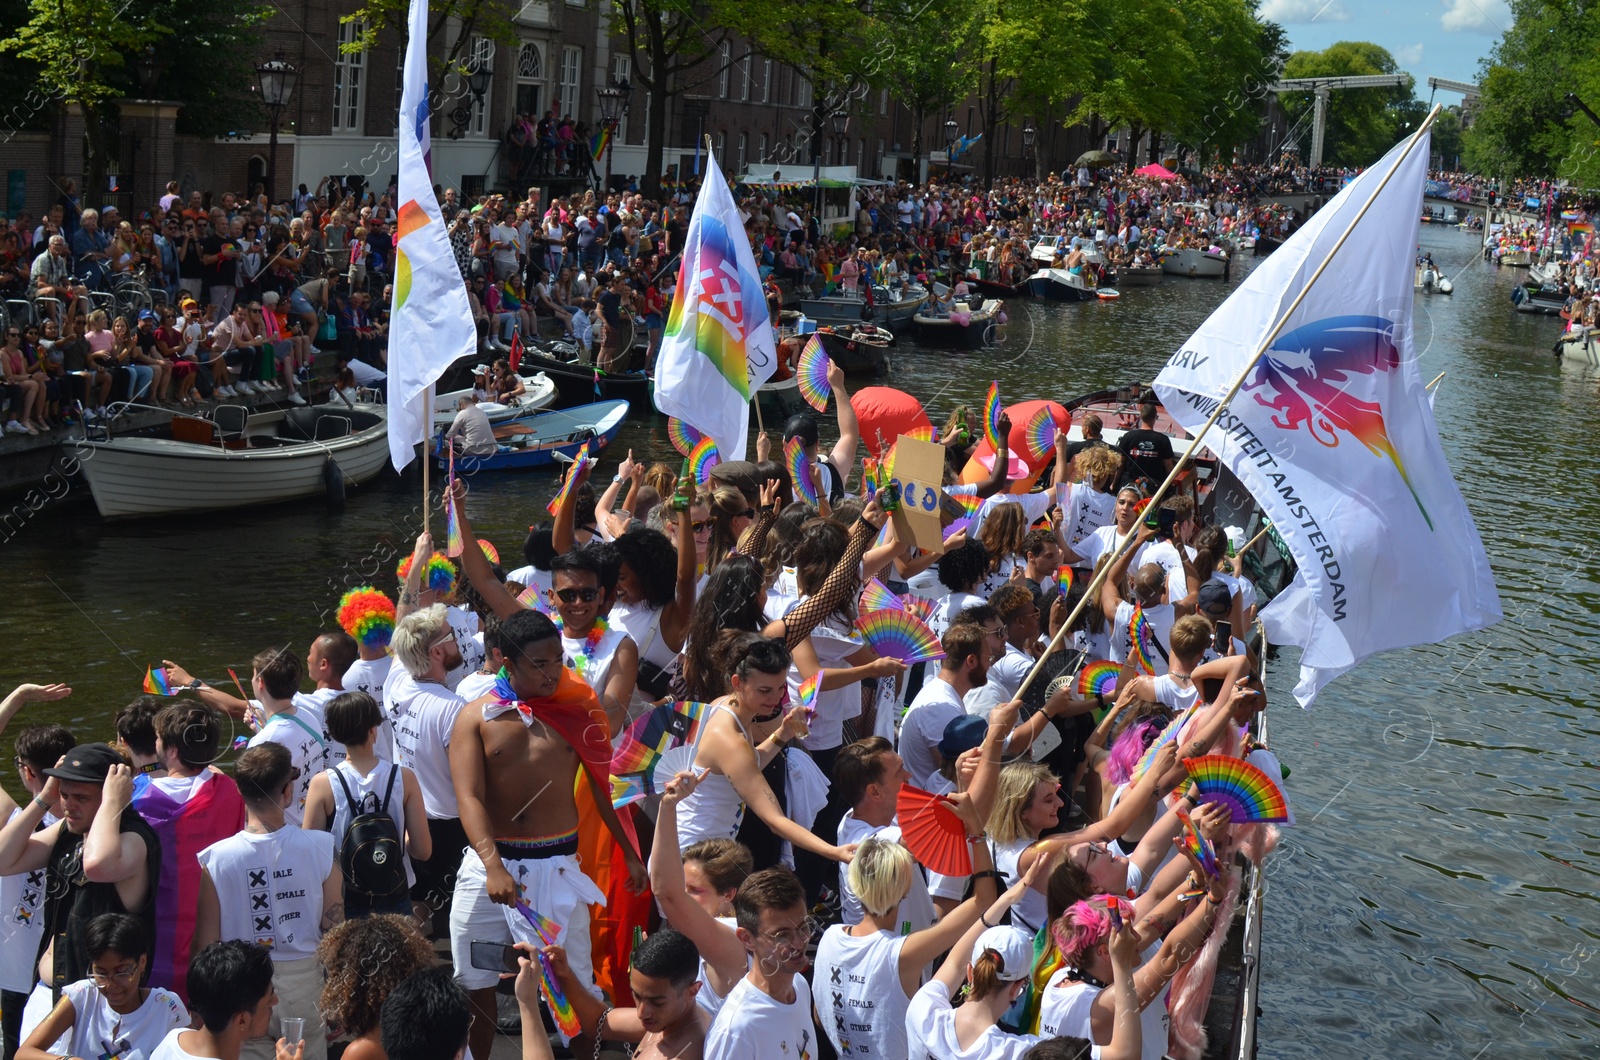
[4,223,1597,1055]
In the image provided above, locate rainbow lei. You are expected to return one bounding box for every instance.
[552,616,609,680]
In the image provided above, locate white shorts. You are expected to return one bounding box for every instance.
[449,845,605,999]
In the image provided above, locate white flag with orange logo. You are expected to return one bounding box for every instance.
[1153,129,1501,705]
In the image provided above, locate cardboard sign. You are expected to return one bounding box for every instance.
[886,436,948,554]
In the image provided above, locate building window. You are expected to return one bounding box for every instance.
[857,137,865,172]
[467,36,493,136]
[737,132,747,172]
[877,138,884,176]
[333,20,365,132]
[741,54,750,101]
[611,54,631,141]
[715,130,726,162]
[718,42,730,99]
[758,132,768,163]
[879,88,887,116]
[559,45,582,119]
[762,59,772,103]
[515,41,543,118]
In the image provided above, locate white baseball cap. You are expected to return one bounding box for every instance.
[973,925,1034,982]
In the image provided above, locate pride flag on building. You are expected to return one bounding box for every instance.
[386,0,478,471]
[590,125,611,162]
[652,150,777,460]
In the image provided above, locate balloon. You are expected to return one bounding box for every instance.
[850,387,934,458]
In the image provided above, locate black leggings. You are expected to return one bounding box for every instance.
[3,987,28,1060]
[735,751,788,872]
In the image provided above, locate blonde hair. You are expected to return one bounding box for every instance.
[987,760,1058,845]
[391,603,450,678]
[847,836,912,918]
[87,309,109,331]
[1075,447,1123,493]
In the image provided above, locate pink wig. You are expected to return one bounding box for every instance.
[1105,715,1164,787]
[1050,899,1112,968]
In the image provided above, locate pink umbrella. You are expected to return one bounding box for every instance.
[1134,163,1178,179]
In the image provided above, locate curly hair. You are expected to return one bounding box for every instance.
[317,914,436,1039]
[936,539,991,593]
[1074,446,1123,493]
[613,527,680,608]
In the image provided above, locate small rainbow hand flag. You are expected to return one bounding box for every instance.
[796,671,821,719]
[143,667,174,696]
[546,442,591,516]
[444,445,464,558]
[511,901,581,1038]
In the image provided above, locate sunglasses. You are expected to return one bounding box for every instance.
[555,587,601,604]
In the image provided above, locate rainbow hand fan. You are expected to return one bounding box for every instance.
[902,424,936,443]
[143,667,173,696]
[545,442,590,516]
[1129,704,1196,784]
[857,608,944,665]
[1128,606,1158,675]
[797,336,832,412]
[1075,660,1119,697]
[1023,405,1058,462]
[1175,807,1219,879]
[945,488,981,518]
[476,539,500,566]
[610,699,711,777]
[786,437,819,504]
[511,901,581,1038]
[667,417,704,457]
[983,381,1004,451]
[861,457,880,498]
[1042,565,1075,599]
[859,578,905,614]
[687,436,720,484]
[515,583,555,615]
[895,785,971,877]
[1182,754,1291,824]
[900,594,935,624]
[796,672,820,720]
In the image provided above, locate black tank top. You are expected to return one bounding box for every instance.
[43,807,161,998]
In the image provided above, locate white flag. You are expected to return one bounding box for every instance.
[652,153,778,460]
[1153,129,1501,705]
[387,0,478,470]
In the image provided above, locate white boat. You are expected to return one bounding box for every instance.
[1160,247,1229,278]
[913,299,1004,348]
[76,403,390,518]
[1026,267,1099,301]
[872,284,927,329]
[1555,329,1600,366]
[1501,248,1533,267]
[431,371,556,427]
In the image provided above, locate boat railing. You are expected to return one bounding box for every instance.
[1228,628,1270,1060]
[82,401,179,442]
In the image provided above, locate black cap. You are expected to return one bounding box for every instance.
[43,743,127,784]
[1198,580,1233,616]
[939,715,988,759]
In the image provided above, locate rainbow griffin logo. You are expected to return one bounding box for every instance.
[1243,314,1431,529]
[665,215,759,399]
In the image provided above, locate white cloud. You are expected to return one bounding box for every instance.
[1260,0,1352,23]
[1396,43,1425,65]
[1439,0,1511,34]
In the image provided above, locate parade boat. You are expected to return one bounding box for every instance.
[1554,329,1600,366]
[431,371,557,427]
[912,298,1004,347]
[1500,247,1533,267]
[1160,247,1230,279]
[813,324,893,372]
[75,401,390,519]
[1027,267,1100,302]
[1511,283,1566,314]
[435,398,628,472]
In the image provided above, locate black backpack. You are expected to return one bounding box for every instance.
[333,764,406,899]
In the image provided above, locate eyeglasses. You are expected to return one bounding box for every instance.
[758,916,820,949]
[429,632,458,650]
[738,508,757,520]
[982,625,1005,639]
[555,587,601,604]
[88,966,140,987]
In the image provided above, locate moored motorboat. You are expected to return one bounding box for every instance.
[436,399,628,471]
[912,298,1003,348]
[969,275,1030,299]
[510,346,653,409]
[1554,329,1600,366]
[814,324,893,372]
[1117,265,1163,287]
[76,402,390,519]
[1026,268,1100,302]
[1254,235,1283,256]
[799,293,877,326]
[1160,247,1229,278]
[431,372,557,426]
[757,373,808,422]
[872,284,926,329]
[1501,248,1533,267]
[1512,284,1566,314]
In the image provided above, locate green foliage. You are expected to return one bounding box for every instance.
[138,0,274,137]
[0,0,161,109]
[1464,0,1598,182]
[1279,41,1416,167]
[341,0,521,67]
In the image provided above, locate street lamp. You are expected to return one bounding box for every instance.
[256,53,298,204]
[135,46,160,96]
[1022,122,1036,180]
[595,79,628,191]
[450,57,494,139]
[944,118,959,177]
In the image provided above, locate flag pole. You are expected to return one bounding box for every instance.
[1013,105,1443,703]
[422,383,433,535]
[1425,370,1446,391]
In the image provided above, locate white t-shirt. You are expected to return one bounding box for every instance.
[814,927,911,1059]
[151,1026,221,1060]
[904,979,1039,1060]
[1110,601,1174,678]
[0,807,54,992]
[198,827,335,960]
[340,655,393,699]
[898,676,966,790]
[506,565,552,602]
[1038,953,1169,1060]
[293,688,347,763]
[446,605,485,688]
[703,974,816,1060]
[790,616,866,752]
[971,490,1054,541]
[1134,539,1186,600]
[454,669,498,703]
[385,670,466,818]
[59,979,188,1060]
[248,706,329,827]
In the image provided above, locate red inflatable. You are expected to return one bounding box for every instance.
[850,387,934,457]
[958,399,1070,495]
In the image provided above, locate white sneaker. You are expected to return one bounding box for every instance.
[4,420,24,434]
[240,382,258,394]
[217,386,235,398]
[287,391,307,406]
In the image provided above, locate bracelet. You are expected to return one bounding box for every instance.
[32,795,51,811]
[979,911,995,929]
[966,834,987,845]
[969,869,1004,884]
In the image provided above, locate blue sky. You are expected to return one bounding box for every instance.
[1263,0,1512,89]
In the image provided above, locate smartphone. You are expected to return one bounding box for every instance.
[1157,507,1178,538]
[1213,620,1232,655]
[468,940,521,974]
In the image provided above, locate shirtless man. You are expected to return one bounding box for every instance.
[449,608,645,1060]
[528,930,709,1060]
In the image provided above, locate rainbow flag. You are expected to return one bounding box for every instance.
[444,444,464,557]
[143,666,173,696]
[654,149,778,460]
[590,125,611,162]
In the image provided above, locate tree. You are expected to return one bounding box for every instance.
[1278,41,1415,167]
[876,0,980,178]
[1171,0,1283,167]
[1064,0,1197,172]
[138,0,272,138]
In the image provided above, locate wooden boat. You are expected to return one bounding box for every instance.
[431,372,556,427]
[815,324,893,372]
[1117,265,1163,287]
[76,402,389,519]
[513,347,653,409]
[913,298,1004,348]
[1160,247,1229,278]
[435,399,628,471]
[1027,267,1100,302]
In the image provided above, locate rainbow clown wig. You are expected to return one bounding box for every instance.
[396,551,458,596]
[337,587,397,651]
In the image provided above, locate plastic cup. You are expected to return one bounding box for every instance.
[281,1018,305,1045]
